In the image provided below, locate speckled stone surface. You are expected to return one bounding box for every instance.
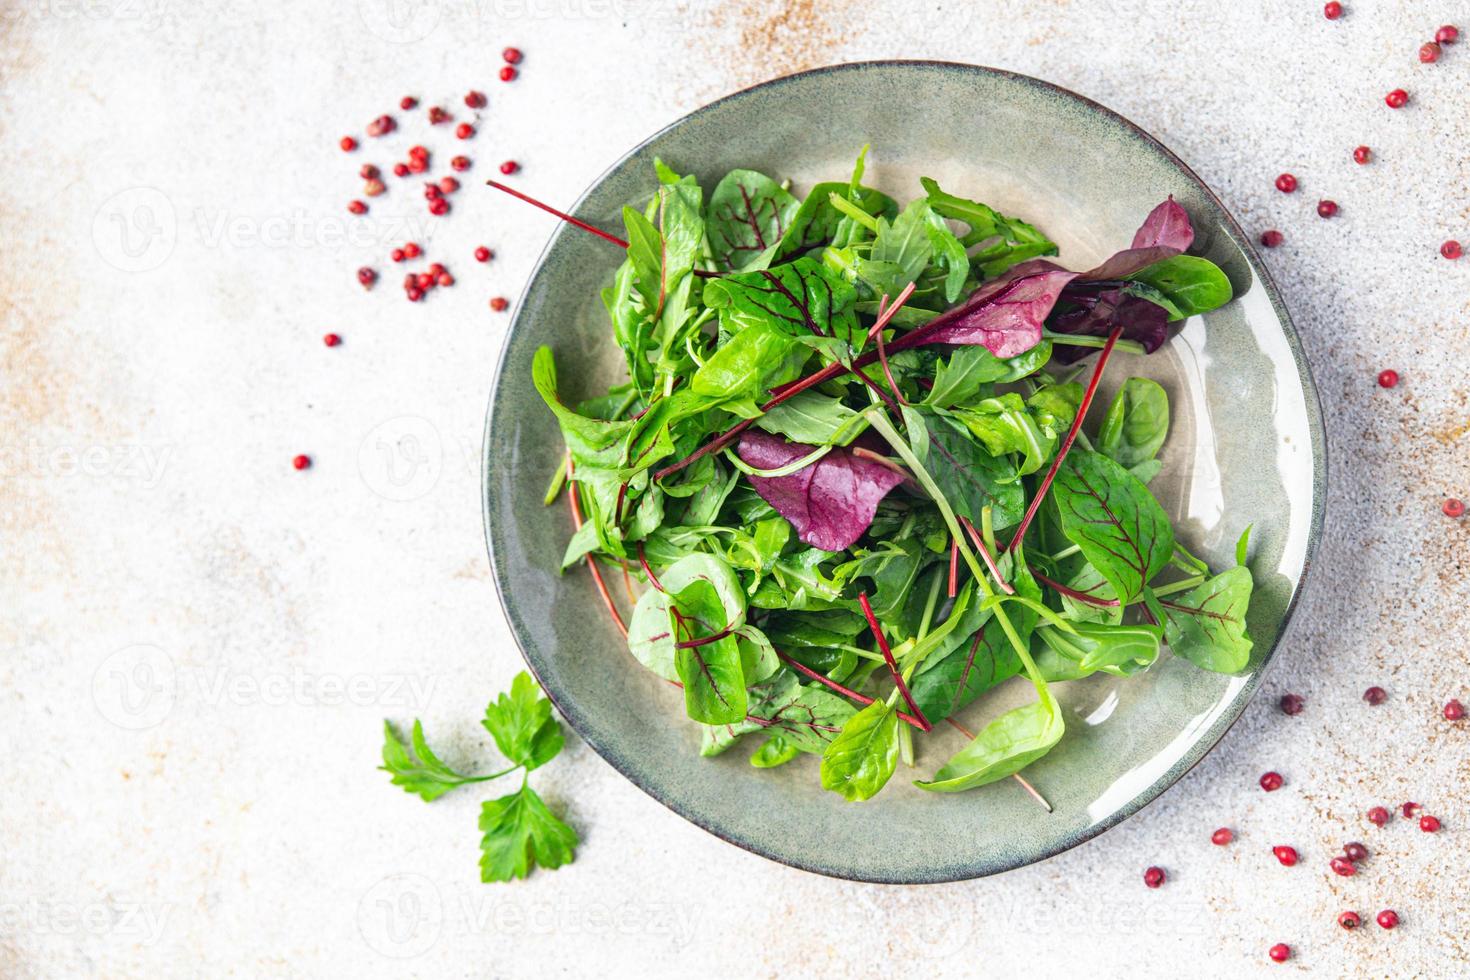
[1,1,1465,977]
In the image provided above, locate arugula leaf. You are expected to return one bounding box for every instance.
[915,684,1064,792]
[820,700,900,801]
[531,347,631,470]
[754,390,866,446]
[380,720,497,802]
[1098,377,1169,470]
[479,782,578,882]
[482,672,565,773]
[689,322,809,401]
[1052,449,1175,604]
[1162,566,1254,673]
[1041,621,1162,672]
[925,341,1053,408]
[706,169,799,271]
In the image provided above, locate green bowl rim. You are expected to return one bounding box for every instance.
[482,60,1327,883]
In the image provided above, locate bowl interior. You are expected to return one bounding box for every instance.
[484,62,1323,882]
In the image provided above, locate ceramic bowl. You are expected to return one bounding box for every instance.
[483,61,1325,883]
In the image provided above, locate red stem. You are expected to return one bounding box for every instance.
[1005,326,1124,553]
[961,516,1014,595]
[858,593,931,731]
[1029,566,1120,607]
[637,543,665,592]
[776,652,927,730]
[947,536,959,598]
[485,180,629,248]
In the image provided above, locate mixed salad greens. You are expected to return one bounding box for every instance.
[534,148,1253,803]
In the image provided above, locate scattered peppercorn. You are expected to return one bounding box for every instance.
[1280,692,1305,715]
[1260,771,1284,792]
[500,65,518,82]
[1143,866,1165,888]
[1444,498,1466,518]
[1275,173,1298,193]
[1436,25,1458,44]
[404,242,421,259]
[1317,199,1338,218]
[428,106,451,125]
[340,136,357,152]
[503,46,523,64]
[456,123,475,140]
[1343,841,1368,863]
[1329,856,1357,877]
[292,454,311,470]
[490,296,509,312]
[400,96,418,110]
[1267,943,1291,963]
[1353,145,1371,164]
[429,198,449,216]
[1338,911,1361,930]
[1377,369,1399,388]
[465,90,487,109]
[359,163,380,180]
[499,160,520,175]
[347,200,367,215]
[366,114,396,137]
[1445,699,1466,720]
[357,267,377,289]
[1366,806,1390,826]
[1273,845,1299,867]
[451,155,471,172]
[1420,42,1441,63]
[1261,230,1284,248]
[1442,240,1463,260]
[439,176,460,194]
[1385,88,1408,108]
[1376,909,1399,930]
[1420,815,1441,832]
[1323,2,1342,19]
[364,178,385,197]
[1212,827,1234,846]
[1401,802,1421,818]
[392,162,410,178]
[1363,686,1387,705]
[391,248,406,263]
[323,333,341,347]
[475,246,493,263]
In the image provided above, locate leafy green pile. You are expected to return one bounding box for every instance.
[535,149,1251,803]
[382,672,577,880]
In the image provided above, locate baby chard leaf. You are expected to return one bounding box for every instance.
[915,684,1064,793]
[671,578,747,725]
[820,700,901,801]
[702,257,862,354]
[706,169,800,271]
[1053,449,1175,604]
[1162,566,1254,673]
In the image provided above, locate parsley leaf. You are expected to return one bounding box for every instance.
[380,720,499,802]
[482,671,565,772]
[479,782,579,882]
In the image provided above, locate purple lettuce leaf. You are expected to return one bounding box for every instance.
[1049,286,1172,363]
[737,430,906,552]
[1082,197,1194,280]
[891,266,1079,359]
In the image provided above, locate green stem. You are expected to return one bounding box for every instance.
[1149,574,1206,599]
[1043,330,1146,354]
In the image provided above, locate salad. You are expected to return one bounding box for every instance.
[532,149,1252,803]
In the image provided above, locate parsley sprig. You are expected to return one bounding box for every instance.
[380,671,578,882]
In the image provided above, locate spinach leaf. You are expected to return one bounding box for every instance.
[1098,377,1169,470]
[1162,566,1254,673]
[750,736,801,768]
[1052,449,1175,604]
[706,169,799,271]
[1128,255,1233,319]
[915,685,1064,792]
[820,700,900,801]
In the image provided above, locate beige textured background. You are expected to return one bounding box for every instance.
[2,0,1467,976]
